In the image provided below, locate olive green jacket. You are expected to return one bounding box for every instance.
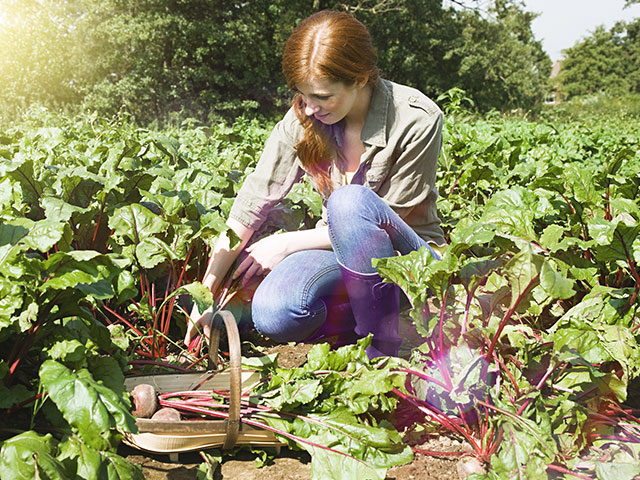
[228,78,446,246]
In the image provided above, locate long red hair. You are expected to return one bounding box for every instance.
[282,10,379,195]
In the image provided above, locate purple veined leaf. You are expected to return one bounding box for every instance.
[503,248,543,312]
[593,221,640,264]
[483,248,543,360]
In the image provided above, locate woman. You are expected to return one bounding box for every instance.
[184,10,445,359]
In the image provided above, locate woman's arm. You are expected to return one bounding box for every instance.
[233,226,331,281]
[201,218,254,290]
[184,218,254,344]
[184,221,331,344]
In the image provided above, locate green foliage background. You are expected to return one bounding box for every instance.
[1,1,640,478]
[557,19,640,100]
[0,0,552,125]
[1,97,639,479]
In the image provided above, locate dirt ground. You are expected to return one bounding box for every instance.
[121,312,471,479]
[119,436,465,479]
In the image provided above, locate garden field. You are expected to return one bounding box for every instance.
[0,101,639,480]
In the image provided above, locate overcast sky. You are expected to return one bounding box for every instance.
[522,0,640,61]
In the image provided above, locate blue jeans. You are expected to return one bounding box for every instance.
[251,184,437,342]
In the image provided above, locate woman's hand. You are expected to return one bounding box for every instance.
[233,233,291,285]
[184,303,214,346]
[234,228,333,286]
[183,219,255,346]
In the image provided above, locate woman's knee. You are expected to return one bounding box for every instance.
[328,183,375,212]
[251,286,324,342]
[250,250,339,342]
[327,184,378,227]
[251,271,293,336]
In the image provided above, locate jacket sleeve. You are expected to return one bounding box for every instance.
[374,97,446,245]
[381,107,443,212]
[228,108,305,230]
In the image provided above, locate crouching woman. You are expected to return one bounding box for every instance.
[185,10,445,358]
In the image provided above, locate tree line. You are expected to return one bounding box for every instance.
[0,0,637,125]
[558,15,640,100]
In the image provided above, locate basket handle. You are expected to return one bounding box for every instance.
[208,309,242,450]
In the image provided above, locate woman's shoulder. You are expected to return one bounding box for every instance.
[382,79,442,118]
[271,105,305,144]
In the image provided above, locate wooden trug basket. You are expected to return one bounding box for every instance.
[122,310,285,460]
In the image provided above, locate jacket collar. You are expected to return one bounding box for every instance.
[361,79,390,148]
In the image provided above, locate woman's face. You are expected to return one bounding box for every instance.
[296,77,364,125]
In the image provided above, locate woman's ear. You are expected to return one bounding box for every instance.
[356,76,369,89]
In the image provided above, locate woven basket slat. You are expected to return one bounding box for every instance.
[122,310,285,453]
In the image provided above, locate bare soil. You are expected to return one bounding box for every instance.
[122,311,470,479]
[119,436,464,479]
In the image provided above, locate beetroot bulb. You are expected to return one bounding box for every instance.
[151,407,182,421]
[130,384,158,418]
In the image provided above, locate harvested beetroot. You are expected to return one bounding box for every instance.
[151,407,182,422]
[456,456,485,479]
[130,383,158,418]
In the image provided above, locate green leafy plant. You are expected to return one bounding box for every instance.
[373,107,640,478]
[158,339,413,480]
[2,105,639,479]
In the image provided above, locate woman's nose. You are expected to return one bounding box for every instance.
[305,102,320,116]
